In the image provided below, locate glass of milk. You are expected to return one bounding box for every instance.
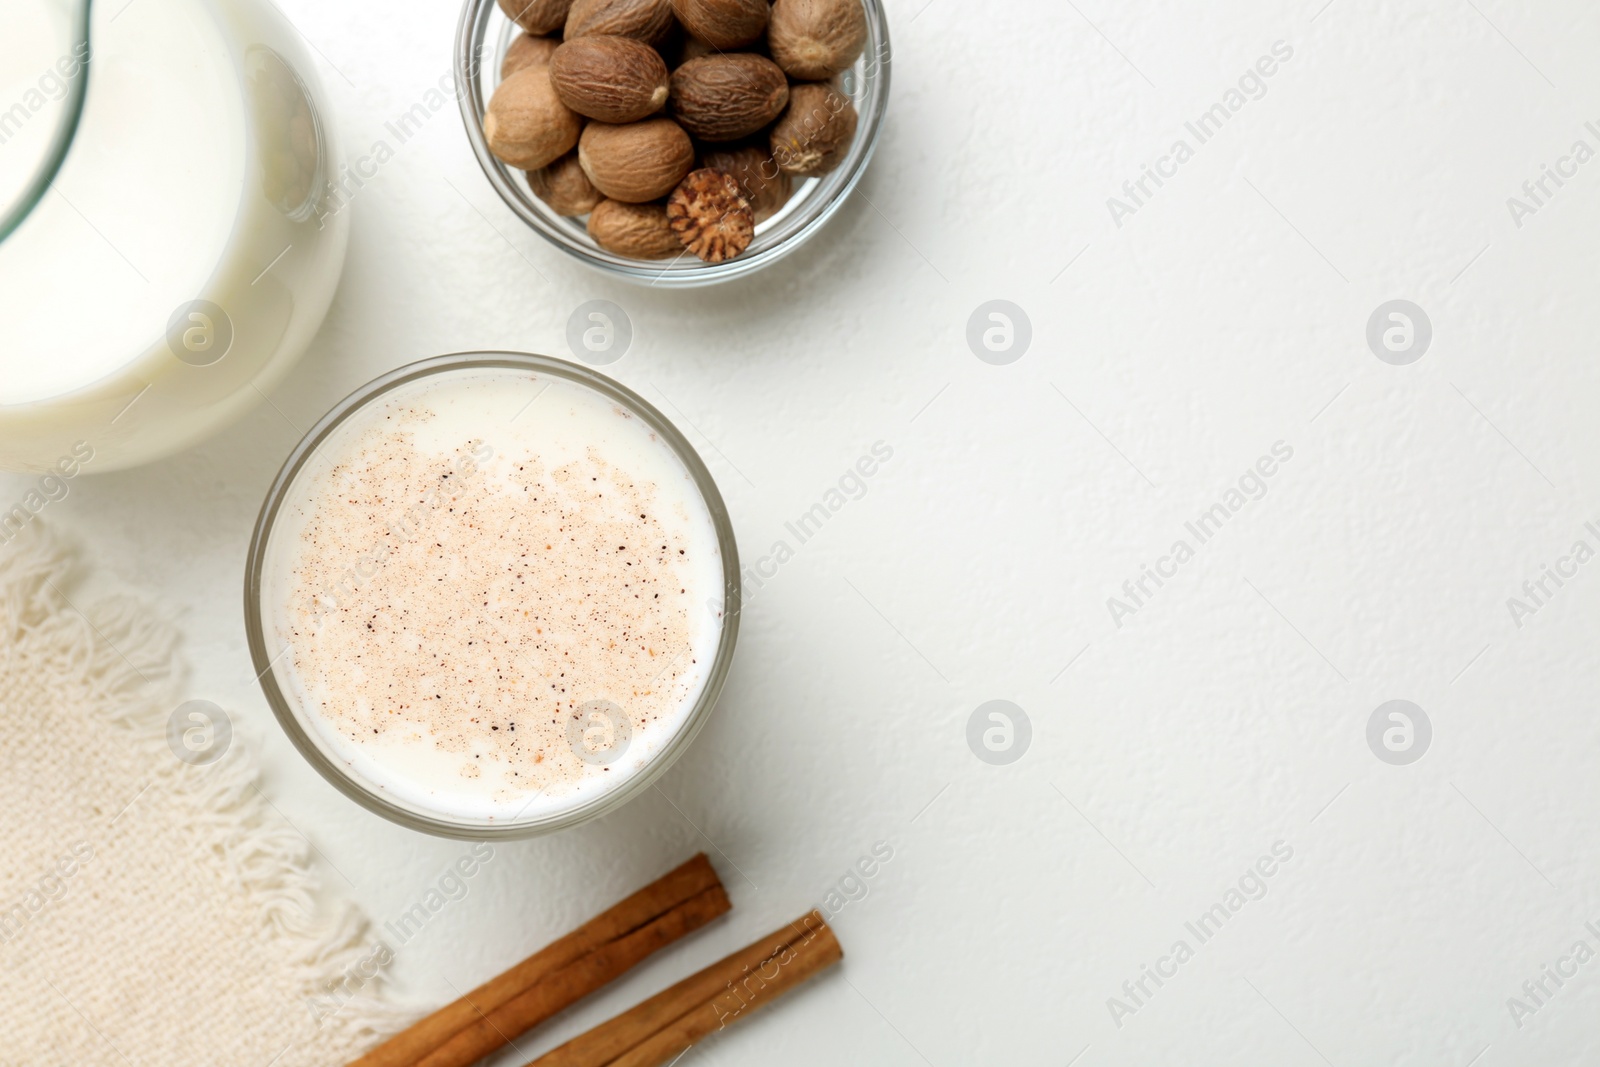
[244,352,743,838]
[0,0,349,472]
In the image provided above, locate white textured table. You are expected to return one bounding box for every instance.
[26,0,1600,1063]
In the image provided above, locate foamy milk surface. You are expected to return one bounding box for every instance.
[260,367,726,824]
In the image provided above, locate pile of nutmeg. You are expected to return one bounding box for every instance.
[486,0,866,264]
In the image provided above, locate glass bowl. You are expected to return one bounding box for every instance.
[453,0,891,287]
[243,352,742,839]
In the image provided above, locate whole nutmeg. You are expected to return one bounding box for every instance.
[670,54,789,142]
[668,168,755,262]
[563,0,675,44]
[768,0,867,79]
[484,68,583,170]
[578,118,695,202]
[551,36,669,123]
[502,34,560,79]
[670,0,769,49]
[588,199,683,258]
[770,82,858,177]
[699,144,792,222]
[498,0,574,35]
[527,151,603,215]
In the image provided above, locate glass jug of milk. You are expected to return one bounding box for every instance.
[0,0,348,472]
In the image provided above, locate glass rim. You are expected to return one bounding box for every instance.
[242,351,743,839]
[451,0,892,288]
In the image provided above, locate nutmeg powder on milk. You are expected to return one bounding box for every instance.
[258,368,726,823]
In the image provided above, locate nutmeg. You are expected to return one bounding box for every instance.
[770,82,858,177]
[588,199,683,258]
[699,144,792,222]
[527,150,603,215]
[578,117,695,202]
[551,36,670,123]
[502,33,561,79]
[484,67,583,170]
[670,0,769,50]
[498,0,575,36]
[563,0,675,45]
[767,0,867,79]
[668,168,755,262]
[670,54,789,142]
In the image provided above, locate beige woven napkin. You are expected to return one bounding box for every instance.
[0,526,405,1066]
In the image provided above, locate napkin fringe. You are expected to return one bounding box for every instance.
[0,524,414,1055]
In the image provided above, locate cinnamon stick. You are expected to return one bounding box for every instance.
[350,854,728,1067]
[526,911,843,1067]
[416,884,731,1067]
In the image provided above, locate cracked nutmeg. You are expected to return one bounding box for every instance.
[667,168,755,263]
